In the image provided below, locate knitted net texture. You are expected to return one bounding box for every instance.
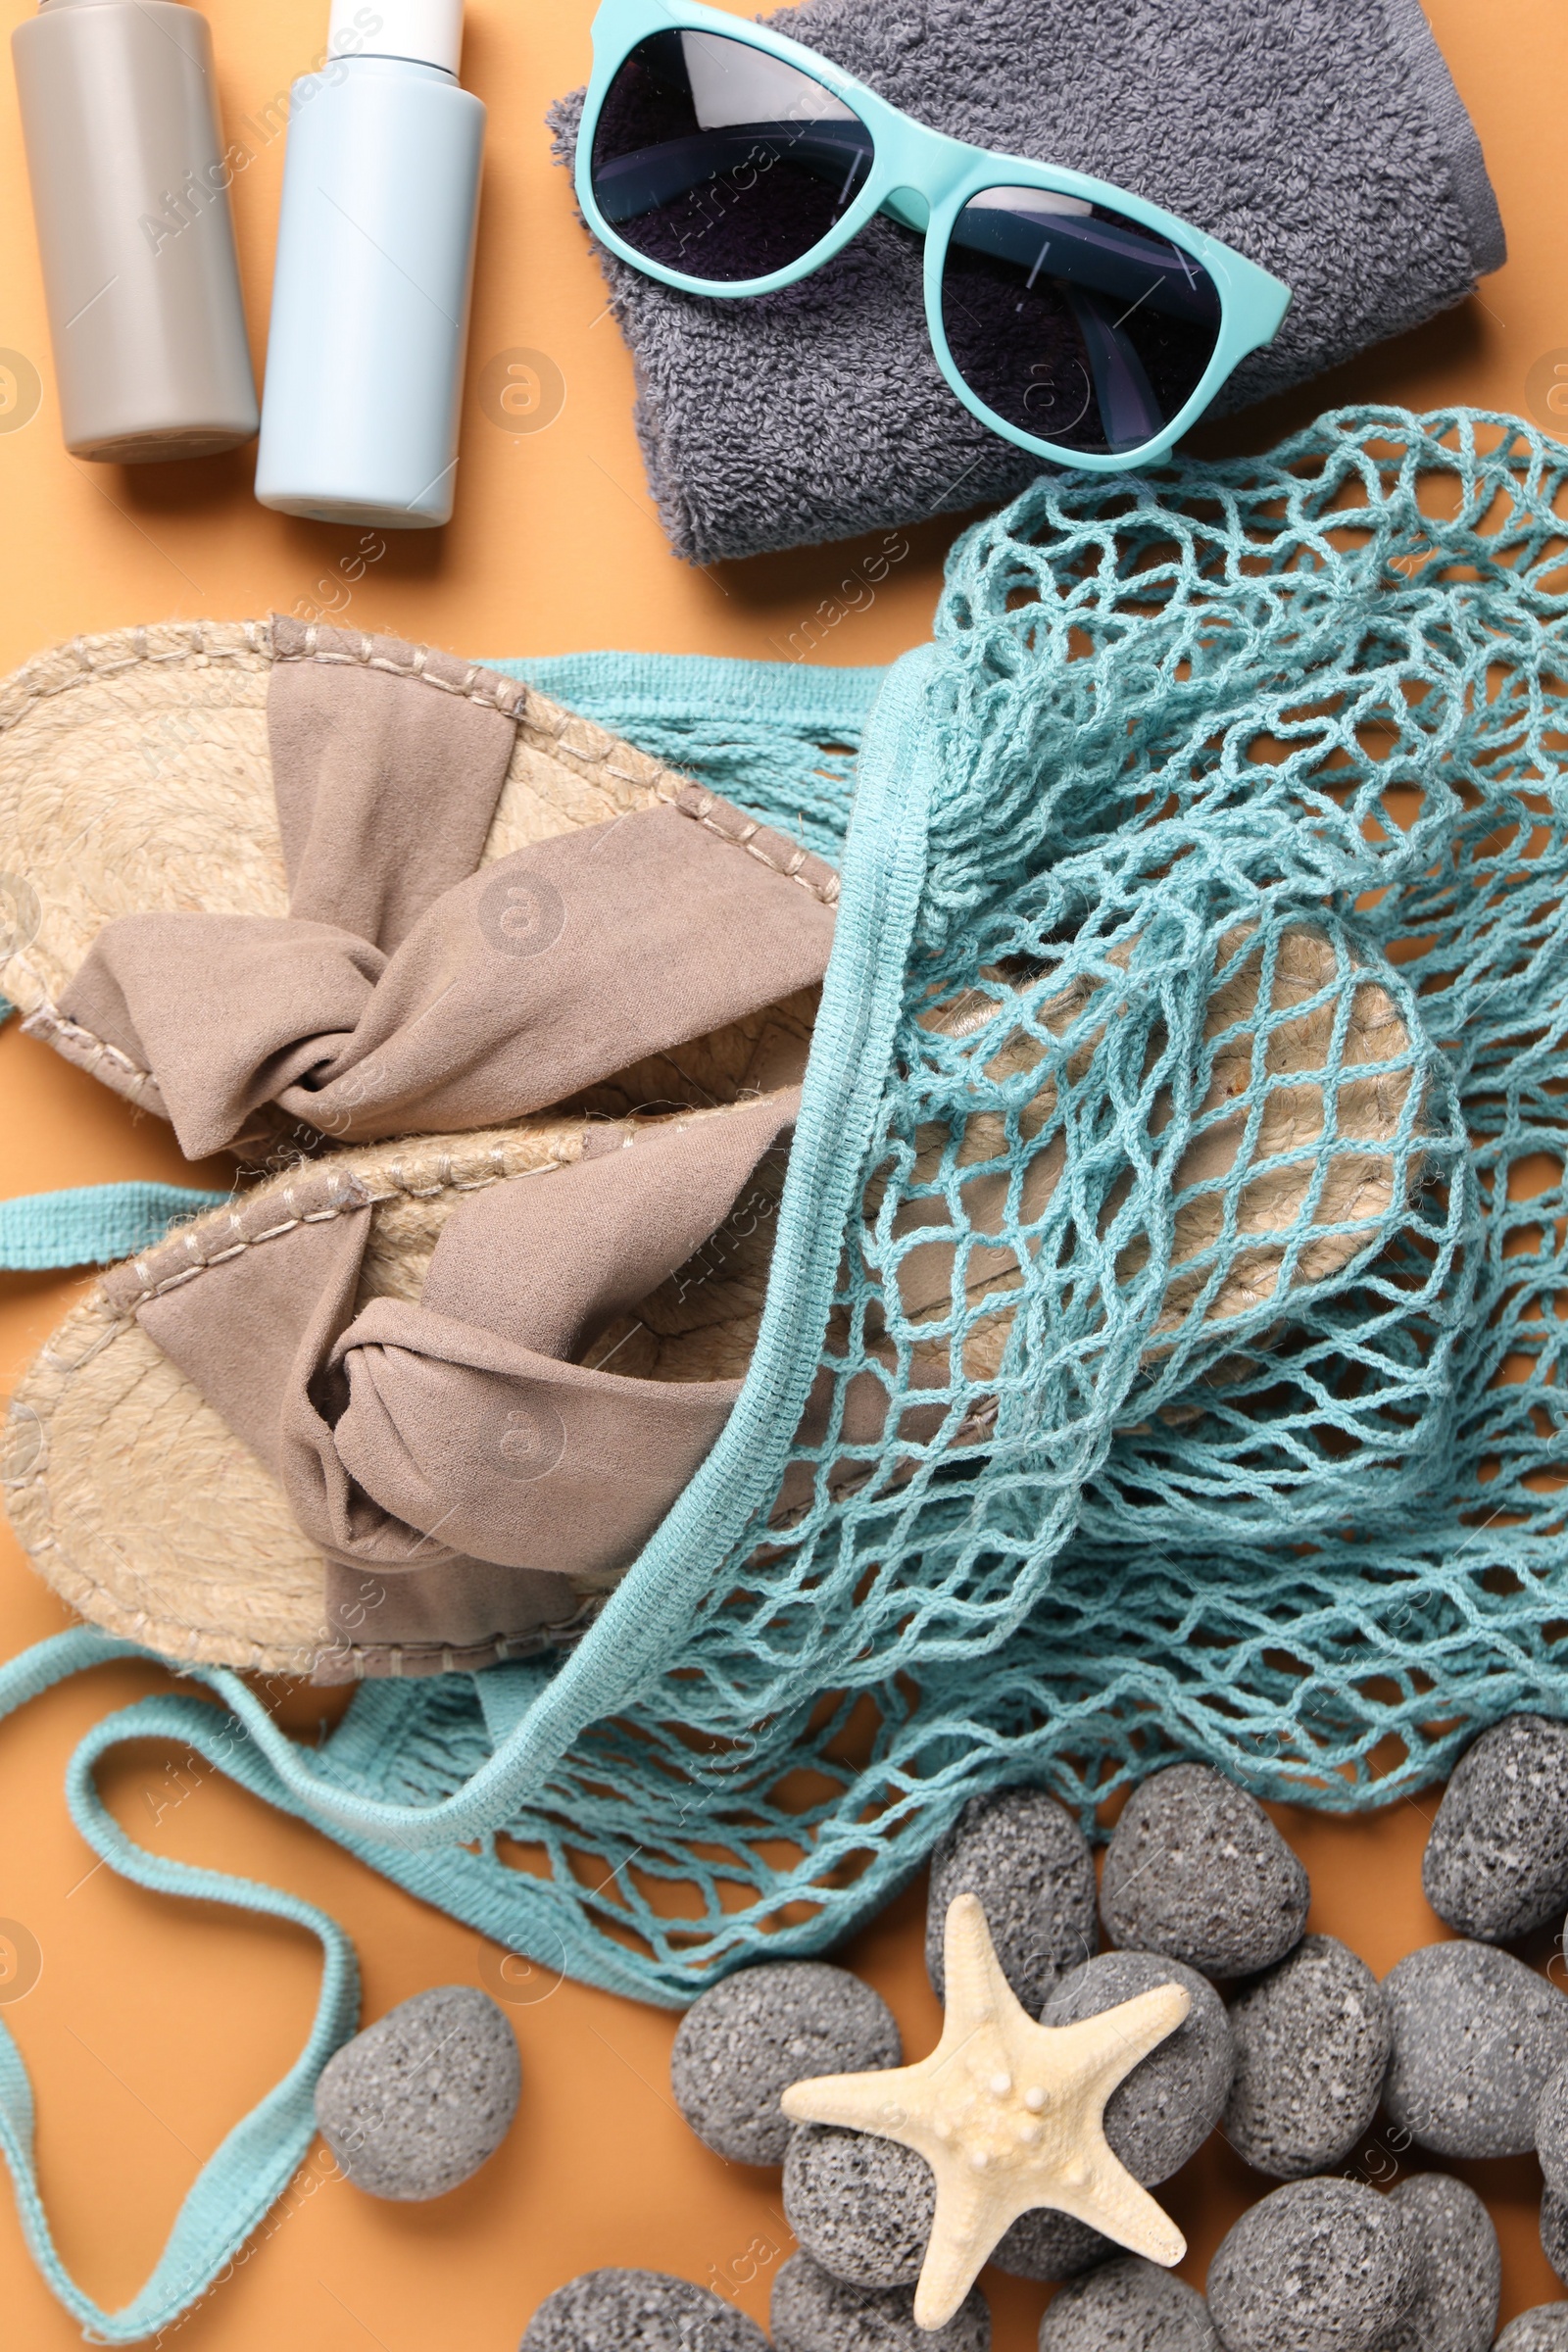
[324,409,1568,1997]
[496,653,872,859]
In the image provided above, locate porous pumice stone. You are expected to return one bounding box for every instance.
[1100,1765,1309,1981]
[1497,2308,1568,2351]
[770,2250,990,2352]
[1041,1951,1234,2183]
[1037,2256,1221,2351]
[315,1985,518,2200]
[783,2126,934,2288]
[926,1788,1099,2009]
[1422,1715,1568,1940]
[1543,2183,1568,2282]
[990,2207,1114,2283]
[1222,1936,1391,2179]
[1381,1941,1568,2158]
[671,1962,902,2166]
[521,2269,768,2352]
[1540,2060,1568,2197]
[1205,2176,1423,2352]
[1382,2174,1500,2352]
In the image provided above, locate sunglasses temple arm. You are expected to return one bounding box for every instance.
[1065,287,1164,453]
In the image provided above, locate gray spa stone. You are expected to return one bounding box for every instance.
[1540,2061,1568,2197]
[1544,2184,1568,2283]
[1497,2309,1568,2351]
[1042,1951,1234,2183]
[521,2269,768,2352]
[990,2207,1114,2283]
[1100,1766,1309,1981]
[1038,2257,1220,2351]
[770,2250,990,2352]
[926,1788,1099,2009]
[1205,2176,1422,2352]
[671,1962,902,2166]
[1222,1936,1391,2179]
[1422,1715,1568,1942]
[1382,2175,1499,2352]
[783,2125,934,2289]
[1381,1941,1568,2158]
[315,1984,518,2200]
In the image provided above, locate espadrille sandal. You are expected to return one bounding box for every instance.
[0,616,838,1161]
[7,914,1416,1683]
[10,1091,808,1681]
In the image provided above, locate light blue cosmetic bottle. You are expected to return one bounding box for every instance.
[255,0,484,527]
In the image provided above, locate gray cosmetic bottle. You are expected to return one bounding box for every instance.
[12,0,259,461]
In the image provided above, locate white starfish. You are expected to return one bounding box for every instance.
[781,1892,1189,2329]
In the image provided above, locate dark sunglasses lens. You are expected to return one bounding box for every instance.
[941,186,1223,456]
[590,30,874,282]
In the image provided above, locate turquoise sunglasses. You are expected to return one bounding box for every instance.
[576,0,1292,471]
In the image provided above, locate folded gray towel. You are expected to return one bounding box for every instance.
[553,0,1503,566]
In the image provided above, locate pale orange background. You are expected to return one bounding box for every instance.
[0,2,1564,2345]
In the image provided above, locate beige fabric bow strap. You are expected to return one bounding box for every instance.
[119,1092,800,1678]
[54,622,838,1158]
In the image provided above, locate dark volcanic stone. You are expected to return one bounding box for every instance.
[1422,1716,1568,1941]
[1382,1941,1568,2158]
[1205,2176,1422,2352]
[1496,2308,1568,2351]
[1540,2060,1568,2197]
[990,2206,1113,2282]
[671,1961,901,2165]
[521,2269,767,2352]
[770,2250,990,2352]
[1042,1951,1233,2184]
[315,1985,518,2200]
[1223,1936,1391,2179]
[1039,2256,1220,2350]
[782,2126,933,2289]
[926,1788,1099,2010]
[1544,2183,1568,2284]
[1100,1766,1309,1981]
[1383,2174,1499,2352]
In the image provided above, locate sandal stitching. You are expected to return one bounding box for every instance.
[97,1145,591,1311]
[21,1000,164,1098]
[318,1600,601,1680]
[0,619,268,736]
[272,619,840,907]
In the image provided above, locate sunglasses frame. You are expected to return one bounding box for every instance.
[577,0,1293,471]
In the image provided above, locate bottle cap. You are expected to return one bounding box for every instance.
[327,0,465,76]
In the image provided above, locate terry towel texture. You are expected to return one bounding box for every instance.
[553,0,1504,564]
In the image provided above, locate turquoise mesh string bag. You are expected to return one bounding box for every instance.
[6,406,1568,2339]
[3,407,1567,2014]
